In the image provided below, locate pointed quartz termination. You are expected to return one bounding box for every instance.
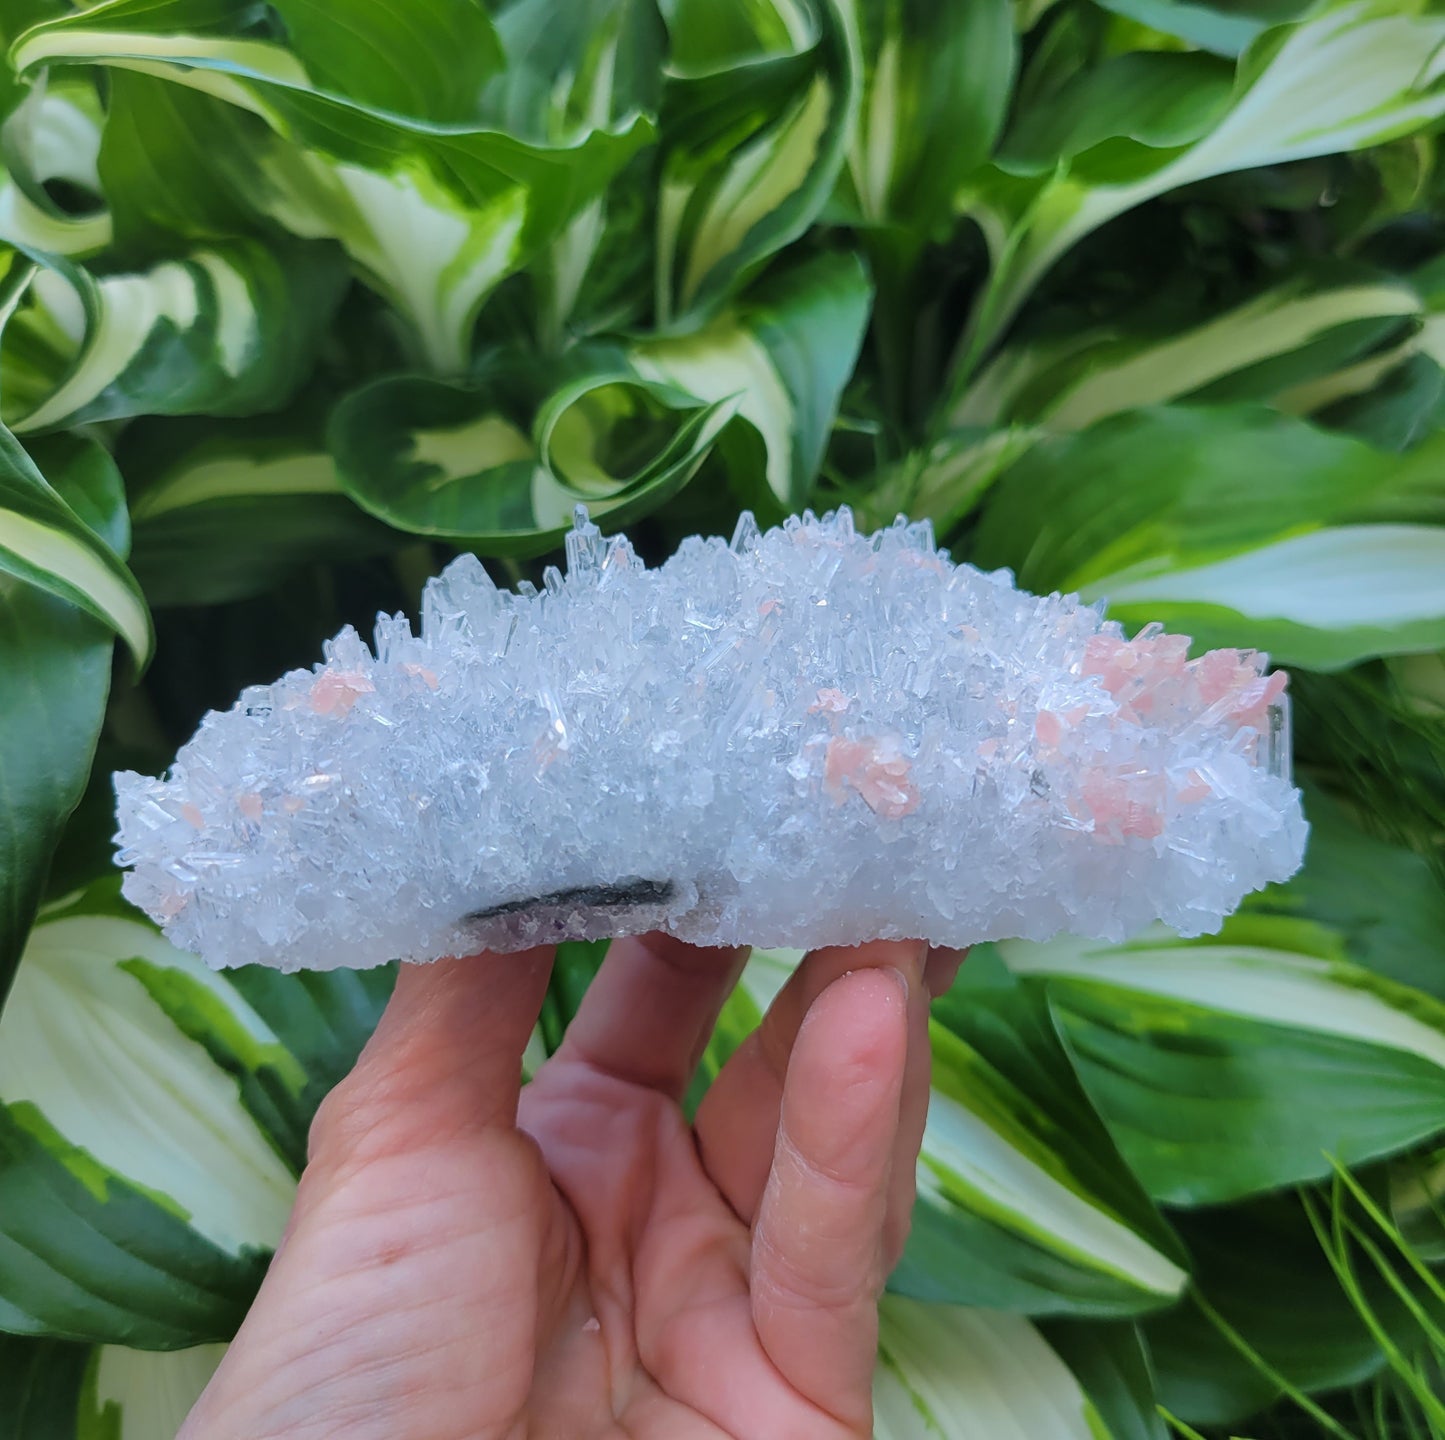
[113,507,1307,971]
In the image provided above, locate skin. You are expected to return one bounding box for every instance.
[179,936,967,1440]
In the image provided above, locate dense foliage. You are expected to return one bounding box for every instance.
[2,0,1445,1434]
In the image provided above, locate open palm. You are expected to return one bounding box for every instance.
[179,934,957,1440]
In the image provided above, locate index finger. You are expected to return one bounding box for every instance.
[309,946,555,1166]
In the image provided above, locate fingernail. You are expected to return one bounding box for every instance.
[884,964,910,1001]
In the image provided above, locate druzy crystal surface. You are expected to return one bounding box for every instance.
[115,508,1306,971]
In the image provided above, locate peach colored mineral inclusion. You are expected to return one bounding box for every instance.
[824,735,922,820]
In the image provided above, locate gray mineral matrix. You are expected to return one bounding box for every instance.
[115,507,1307,971]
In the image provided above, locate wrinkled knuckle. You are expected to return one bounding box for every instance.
[306,1069,383,1166]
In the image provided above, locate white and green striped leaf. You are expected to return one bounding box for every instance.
[655,0,860,320]
[13,0,654,376]
[0,888,295,1343]
[902,1018,1187,1316]
[1001,916,1445,1205]
[973,404,1445,669]
[121,415,396,608]
[329,353,736,554]
[1085,522,1445,672]
[837,0,1014,232]
[0,430,120,1006]
[953,0,1445,384]
[897,965,1187,1316]
[0,424,150,665]
[0,240,347,434]
[332,249,869,544]
[1,1332,226,1440]
[632,248,871,510]
[0,74,111,256]
[874,1296,1118,1439]
[956,272,1423,431]
[82,1342,227,1439]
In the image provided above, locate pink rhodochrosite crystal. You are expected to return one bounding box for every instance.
[114,508,1306,971]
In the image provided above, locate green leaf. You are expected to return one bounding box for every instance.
[1143,1190,1403,1425]
[1003,921,1445,1204]
[0,895,296,1343]
[1090,524,1445,672]
[974,406,1391,594]
[0,1100,266,1347]
[853,426,1040,538]
[655,0,860,320]
[0,426,150,666]
[837,0,1015,232]
[997,50,1234,179]
[329,351,737,553]
[0,73,111,257]
[631,248,872,510]
[78,1342,228,1438]
[894,962,1187,1317]
[0,1331,90,1438]
[484,0,666,341]
[0,431,130,1004]
[121,415,398,609]
[1247,781,1445,1002]
[956,270,1422,431]
[1040,1319,1170,1440]
[224,963,395,1145]
[0,1333,229,1439]
[13,0,655,374]
[973,405,1445,669]
[1087,0,1312,58]
[874,1294,1122,1438]
[952,0,1445,382]
[0,241,349,435]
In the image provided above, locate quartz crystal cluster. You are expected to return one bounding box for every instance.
[115,508,1307,971]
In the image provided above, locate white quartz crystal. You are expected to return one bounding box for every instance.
[114,508,1306,971]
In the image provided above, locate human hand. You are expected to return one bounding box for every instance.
[178,935,964,1440]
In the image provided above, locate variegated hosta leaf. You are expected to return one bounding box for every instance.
[0,430,122,1004]
[854,426,1042,537]
[0,887,296,1344]
[0,240,348,434]
[654,0,860,320]
[332,250,868,545]
[874,1296,1119,1439]
[329,357,736,555]
[0,1331,226,1439]
[121,415,397,608]
[484,0,664,340]
[1086,522,1445,673]
[837,0,1014,233]
[973,403,1445,670]
[13,0,654,376]
[1280,252,1445,450]
[897,972,1186,1317]
[0,424,150,664]
[631,249,871,511]
[1002,916,1445,1205]
[0,73,111,256]
[953,0,1445,383]
[955,270,1423,431]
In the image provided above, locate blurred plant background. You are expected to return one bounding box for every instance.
[2,0,1445,1434]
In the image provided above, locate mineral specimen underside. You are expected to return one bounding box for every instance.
[115,508,1307,972]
